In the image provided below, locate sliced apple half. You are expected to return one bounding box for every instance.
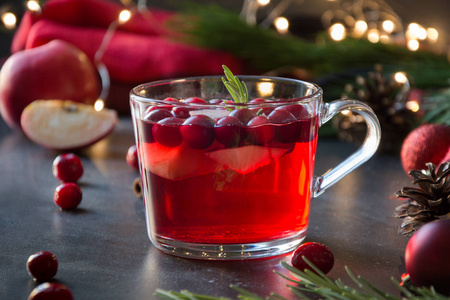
[21,100,118,150]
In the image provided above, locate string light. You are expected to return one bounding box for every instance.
[382,20,394,33]
[427,28,439,42]
[394,72,408,84]
[1,12,16,29]
[257,0,270,6]
[329,23,346,41]
[353,20,368,37]
[367,28,380,43]
[26,0,41,12]
[407,39,419,51]
[118,9,131,24]
[274,16,289,34]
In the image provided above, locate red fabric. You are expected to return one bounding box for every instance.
[11,0,242,113]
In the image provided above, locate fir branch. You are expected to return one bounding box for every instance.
[155,258,448,300]
[168,4,450,89]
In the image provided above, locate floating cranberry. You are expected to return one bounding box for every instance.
[27,251,58,282]
[171,106,191,119]
[405,219,450,295]
[163,97,178,102]
[145,105,173,114]
[229,108,257,125]
[52,153,83,183]
[268,109,298,143]
[152,117,184,148]
[145,108,173,122]
[184,97,207,104]
[248,98,266,104]
[28,283,73,300]
[54,183,82,210]
[278,104,309,119]
[181,115,215,150]
[214,116,243,148]
[126,145,139,171]
[246,116,274,145]
[291,242,334,275]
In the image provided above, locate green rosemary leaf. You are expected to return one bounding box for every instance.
[229,285,264,300]
[222,65,248,104]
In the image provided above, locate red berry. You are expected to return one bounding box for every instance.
[214,116,243,148]
[246,115,274,145]
[27,251,58,282]
[229,108,257,125]
[54,183,82,210]
[291,242,334,275]
[278,104,309,120]
[52,153,83,183]
[268,109,298,143]
[184,97,207,104]
[171,106,191,118]
[405,219,450,294]
[180,115,215,150]
[152,117,184,148]
[145,108,173,122]
[28,283,73,300]
[126,145,139,171]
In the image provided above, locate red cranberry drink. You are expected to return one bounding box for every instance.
[130,66,381,259]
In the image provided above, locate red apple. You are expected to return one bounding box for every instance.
[0,40,100,129]
[21,100,117,151]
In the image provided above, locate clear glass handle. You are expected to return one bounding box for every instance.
[313,100,381,197]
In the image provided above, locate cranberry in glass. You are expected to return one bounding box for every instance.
[291,242,334,275]
[229,108,257,125]
[27,251,58,282]
[171,106,191,119]
[52,153,83,183]
[152,117,184,148]
[126,145,139,171]
[268,109,298,143]
[214,116,243,148]
[278,104,309,119]
[54,183,82,210]
[145,108,173,122]
[28,283,73,300]
[246,116,274,145]
[180,115,215,150]
[184,97,207,104]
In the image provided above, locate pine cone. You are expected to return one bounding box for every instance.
[394,162,450,236]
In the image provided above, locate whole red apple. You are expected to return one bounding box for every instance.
[0,40,99,129]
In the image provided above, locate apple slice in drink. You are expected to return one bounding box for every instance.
[21,100,117,150]
[205,145,291,174]
[141,142,222,180]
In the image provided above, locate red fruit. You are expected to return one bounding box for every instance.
[401,124,450,174]
[145,108,173,122]
[52,153,83,183]
[405,219,450,294]
[246,115,274,145]
[180,115,215,149]
[214,116,243,148]
[229,108,257,125]
[27,251,58,282]
[54,183,82,210]
[152,117,183,148]
[291,242,334,275]
[0,40,99,129]
[278,104,309,120]
[171,106,191,118]
[184,97,207,104]
[126,145,139,171]
[268,109,298,143]
[28,283,73,300]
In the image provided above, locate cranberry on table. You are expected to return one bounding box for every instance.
[27,251,58,282]
[28,283,73,300]
[52,153,83,183]
[214,116,243,148]
[180,115,215,150]
[152,117,184,148]
[126,145,139,171]
[54,183,82,210]
[291,242,334,275]
[246,115,274,145]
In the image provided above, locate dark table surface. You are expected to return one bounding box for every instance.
[0,116,412,299]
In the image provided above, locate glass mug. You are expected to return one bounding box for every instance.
[130,76,381,260]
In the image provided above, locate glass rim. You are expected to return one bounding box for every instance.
[130,75,323,105]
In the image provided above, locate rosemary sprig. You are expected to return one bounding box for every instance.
[221,65,248,104]
[155,257,448,300]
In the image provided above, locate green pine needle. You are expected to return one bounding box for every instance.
[155,257,448,300]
